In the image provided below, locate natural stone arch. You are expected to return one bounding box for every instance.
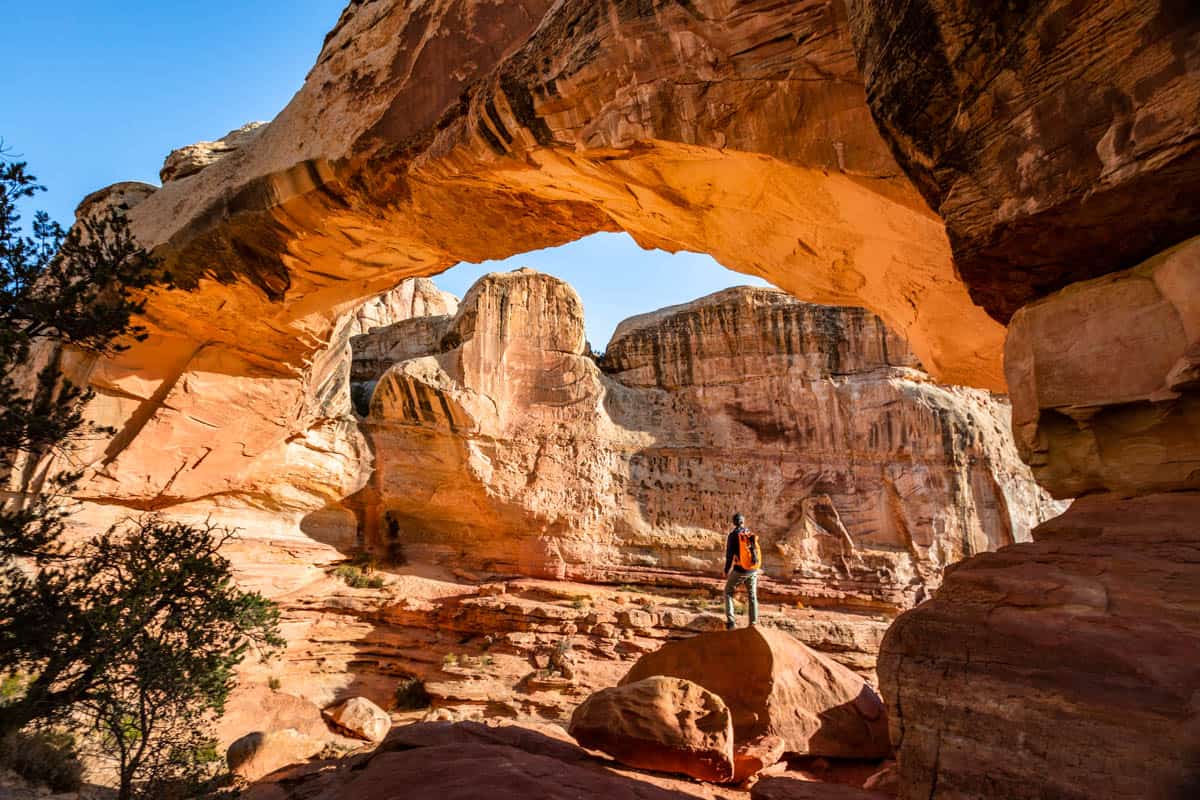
[74,0,1011,510]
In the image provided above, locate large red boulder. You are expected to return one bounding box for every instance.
[569,676,735,782]
[621,627,889,758]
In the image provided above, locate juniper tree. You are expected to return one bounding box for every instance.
[0,150,283,797]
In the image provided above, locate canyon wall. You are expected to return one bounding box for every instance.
[355,269,1059,610]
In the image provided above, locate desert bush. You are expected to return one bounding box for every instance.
[333,564,386,589]
[394,677,431,711]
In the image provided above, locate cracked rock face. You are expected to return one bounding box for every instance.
[355,269,1060,605]
[847,0,1200,321]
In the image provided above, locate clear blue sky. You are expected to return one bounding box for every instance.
[5,2,768,348]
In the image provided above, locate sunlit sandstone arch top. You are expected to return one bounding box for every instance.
[117,0,1007,390]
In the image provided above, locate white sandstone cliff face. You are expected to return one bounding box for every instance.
[355,270,1064,609]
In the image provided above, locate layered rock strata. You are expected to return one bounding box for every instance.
[51,0,1025,550]
[847,0,1200,321]
[356,270,1060,608]
[879,492,1200,799]
[877,235,1200,798]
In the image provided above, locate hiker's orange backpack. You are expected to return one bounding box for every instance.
[736,529,762,571]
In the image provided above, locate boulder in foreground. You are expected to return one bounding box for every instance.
[569,676,735,782]
[622,627,889,758]
[324,696,391,742]
[227,728,324,782]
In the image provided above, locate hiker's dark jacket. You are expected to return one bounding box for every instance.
[724,526,757,574]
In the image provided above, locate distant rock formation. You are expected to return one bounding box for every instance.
[159,122,268,183]
[354,269,1063,607]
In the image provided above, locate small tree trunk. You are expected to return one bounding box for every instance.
[118,770,134,800]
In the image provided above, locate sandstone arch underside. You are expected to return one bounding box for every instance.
[76,0,1015,511]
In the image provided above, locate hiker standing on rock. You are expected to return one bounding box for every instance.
[723,512,761,630]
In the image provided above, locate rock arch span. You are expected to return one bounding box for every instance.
[47,0,1200,798]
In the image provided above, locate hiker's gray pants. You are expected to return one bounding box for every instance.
[724,569,759,627]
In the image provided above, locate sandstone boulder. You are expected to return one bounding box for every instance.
[621,628,890,759]
[733,736,788,783]
[324,696,391,742]
[215,686,331,749]
[878,491,1200,799]
[226,728,325,782]
[1005,236,1200,498]
[569,676,736,783]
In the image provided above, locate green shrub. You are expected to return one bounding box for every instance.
[0,672,28,706]
[394,677,431,711]
[0,731,83,792]
[333,564,385,589]
[267,676,282,691]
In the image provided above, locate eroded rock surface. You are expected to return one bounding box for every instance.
[879,492,1200,800]
[848,0,1200,321]
[48,0,1026,556]
[621,628,890,759]
[227,729,325,783]
[569,677,736,783]
[358,270,1060,604]
[1005,236,1200,498]
[159,122,267,183]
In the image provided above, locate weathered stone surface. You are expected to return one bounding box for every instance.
[114,0,1004,390]
[570,676,736,783]
[160,122,268,182]
[753,777,890,800]
[359,271,1060,604]
[1006,236,1200,498]
[621,628,890,759]
[848,0,1200,321]
[242,724,742,800]
[216,686,332,750]
[347,278,459,338]
[733,736,787,784]
[323,696,391,742]
[878,492,1200,800]
[227,728,325,782]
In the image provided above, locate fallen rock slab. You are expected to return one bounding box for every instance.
[227,728,325,782]
[217,686,331,749]
[570,676,735,783]
[324,696,391,742]
[622,627,890,758]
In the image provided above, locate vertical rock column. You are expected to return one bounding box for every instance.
[878,238,1200,799]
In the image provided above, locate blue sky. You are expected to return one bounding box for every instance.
[5,2,767,348]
